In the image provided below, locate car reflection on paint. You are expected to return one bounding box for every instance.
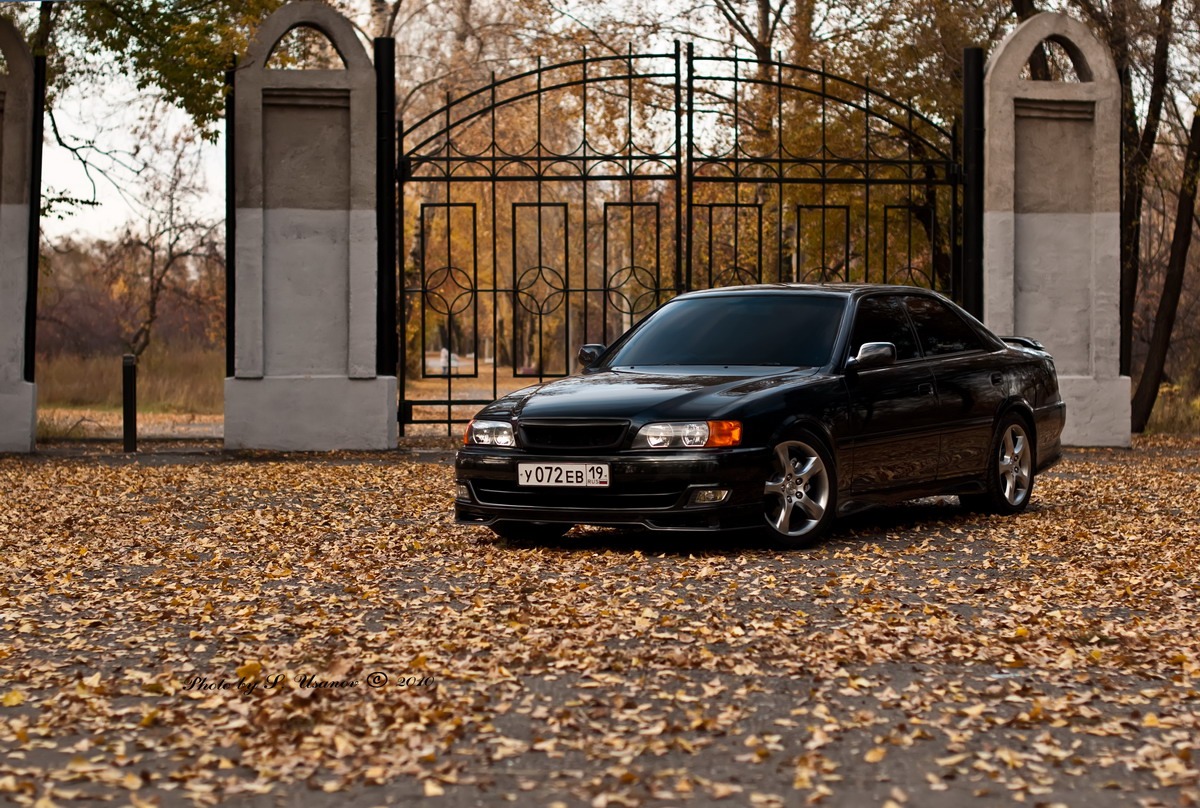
[455,284,1066,546]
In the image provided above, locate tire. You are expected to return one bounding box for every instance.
[964,412,1035,515]
[761,432,837,547]
[489,521,571,542]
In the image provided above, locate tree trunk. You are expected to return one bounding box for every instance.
[1114,0,1175,375]
[1011,0,1051,80]
[1131,111,1200,432]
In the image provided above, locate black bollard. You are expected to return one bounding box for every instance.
[122,354,137,453]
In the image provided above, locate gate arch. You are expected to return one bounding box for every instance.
[398,46,970,430]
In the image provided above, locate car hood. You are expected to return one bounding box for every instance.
[483,366,823,422]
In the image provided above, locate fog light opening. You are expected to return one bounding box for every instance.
[690,488,730,505]
[456,483,471,500]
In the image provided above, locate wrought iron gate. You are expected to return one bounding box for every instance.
[398,45,980,432]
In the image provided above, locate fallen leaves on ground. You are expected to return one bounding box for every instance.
[0,436,1198,806]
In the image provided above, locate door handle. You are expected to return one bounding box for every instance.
[990,373,1003,385]
[918,382,934,396]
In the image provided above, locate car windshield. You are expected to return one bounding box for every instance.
[603,293,846,368]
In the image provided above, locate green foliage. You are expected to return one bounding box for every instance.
[33,0,285,136]
[81,1,285,135]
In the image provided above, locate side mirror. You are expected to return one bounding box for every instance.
[577,343,606,367]
[845,342,896,372]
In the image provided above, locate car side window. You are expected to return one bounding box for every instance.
[903,295,986,356]
[849,296,921,361]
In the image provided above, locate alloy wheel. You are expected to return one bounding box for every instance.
[998,423,1032,506]
[763,440,830,537]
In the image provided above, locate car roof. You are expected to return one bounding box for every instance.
[673,283,947,300]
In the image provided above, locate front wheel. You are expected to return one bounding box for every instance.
[964,413,1035,514]
[761,434,837,546]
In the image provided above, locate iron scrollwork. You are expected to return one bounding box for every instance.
[398,45,970,430]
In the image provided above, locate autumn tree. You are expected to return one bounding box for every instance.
[1,0,284,218]
[98,133,224,358]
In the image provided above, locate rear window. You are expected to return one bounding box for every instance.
[603,294,846,368]
[903,295,987,356]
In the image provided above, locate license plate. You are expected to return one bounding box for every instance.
[518,462,610,488]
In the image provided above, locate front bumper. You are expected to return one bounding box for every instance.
[455,447,768,531]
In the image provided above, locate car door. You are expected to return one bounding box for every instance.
[843,294,942,492]
[901,294,1006,480]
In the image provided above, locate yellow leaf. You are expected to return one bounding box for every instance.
[1,690,25,707]
[236,661,262,679]
[121,772,142,790]
[424,780,445,797]
[865,747,887,763]
[961,703,987,718]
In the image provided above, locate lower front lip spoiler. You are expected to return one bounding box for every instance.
[454,501,761,532]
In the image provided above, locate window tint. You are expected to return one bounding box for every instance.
[903,295,986,356]
[849,295,920,361]
[604,294,845,368]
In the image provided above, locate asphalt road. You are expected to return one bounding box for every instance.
[1,437,1198,807]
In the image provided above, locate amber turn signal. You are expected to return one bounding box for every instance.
[706,420,742,447]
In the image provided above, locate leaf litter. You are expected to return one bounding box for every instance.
[0,436,1197,806]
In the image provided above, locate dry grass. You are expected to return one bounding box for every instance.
[36,344,224,414]
[1145,382,1200,434]
[32,349,1200,437]
[36,408,223,441]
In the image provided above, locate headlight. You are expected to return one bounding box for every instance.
[632,421,742,449]
[464,419,516,447]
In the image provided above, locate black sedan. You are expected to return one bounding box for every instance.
[456,284,1065,546]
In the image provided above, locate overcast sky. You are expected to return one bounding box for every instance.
[41,73,225,242]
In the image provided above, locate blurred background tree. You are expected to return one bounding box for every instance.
[3,0,1198,430]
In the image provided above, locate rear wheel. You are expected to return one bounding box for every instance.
[761,434,837,546]
[489,521,571,542]
[963,413,1035,514]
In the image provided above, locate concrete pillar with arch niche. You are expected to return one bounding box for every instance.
[0,21,36,453]
[984,12,1130,447]
[225,1,396,450]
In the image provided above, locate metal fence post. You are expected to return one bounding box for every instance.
[24,53,45,384]
[375,37,397,378]
[122,355,137,453]
[961,47,985,320]
[225,66,236,379]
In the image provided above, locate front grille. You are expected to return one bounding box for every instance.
[473,479,685,510]
[518,419,630,452]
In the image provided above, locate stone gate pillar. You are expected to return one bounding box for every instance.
[225,1,396,450]
[984,13,1129,447]
[0,21,36,453]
